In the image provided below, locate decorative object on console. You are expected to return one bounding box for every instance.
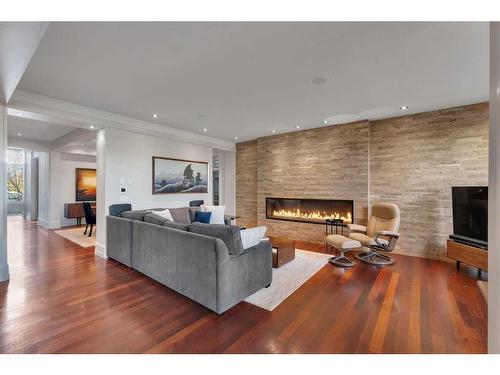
[75,168,97,201]
[194,211,212,224]
[349,202,400,265]
[240,226,267,249]
[201,204,226,224]
[152,156,208,194]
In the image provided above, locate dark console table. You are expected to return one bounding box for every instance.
[64,202,96,226]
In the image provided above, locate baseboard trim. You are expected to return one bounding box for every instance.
[38,219,61,230]
[0,264,10,282]
[95,243,107,259]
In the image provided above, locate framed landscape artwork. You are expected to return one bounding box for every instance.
[75,168,97,201]
[152,156,208,194]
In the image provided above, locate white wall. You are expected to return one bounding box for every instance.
[104,127,213,210]
[96,127,220,256]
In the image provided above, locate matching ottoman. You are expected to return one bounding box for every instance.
[326,234,361,267]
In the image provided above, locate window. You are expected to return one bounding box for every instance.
[7,149,25,202]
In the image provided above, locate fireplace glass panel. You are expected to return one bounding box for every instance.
[266,198,353,225]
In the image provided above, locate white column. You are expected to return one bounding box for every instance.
[0,105,10,282]
[47,150,61,229]
[489,22,500,354]
[24,150,32,221]
[95,129,107,258]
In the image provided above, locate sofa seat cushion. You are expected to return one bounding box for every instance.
[349,232,375,247]
[163,220,189,231]
[188,222,244,255]
[168,207,191,224]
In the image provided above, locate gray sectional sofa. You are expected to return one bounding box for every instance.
[106,207,272,314]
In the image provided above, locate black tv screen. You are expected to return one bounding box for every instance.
[451,186,488,246]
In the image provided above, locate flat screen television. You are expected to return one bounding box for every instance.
[450,186,488,249]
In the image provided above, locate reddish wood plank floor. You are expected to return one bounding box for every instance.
[0,216,487,353]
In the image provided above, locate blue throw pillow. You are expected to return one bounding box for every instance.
[194,211,211,224]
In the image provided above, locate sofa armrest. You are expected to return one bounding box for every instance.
[348,223,367,233]
[377,230,400,238]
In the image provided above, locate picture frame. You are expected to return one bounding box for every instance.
[75,168,97,201]
[152,156,209,194]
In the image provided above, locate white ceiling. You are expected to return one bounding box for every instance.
[16,22,489,142]
[0,22,48,104]
[7,115,75,141]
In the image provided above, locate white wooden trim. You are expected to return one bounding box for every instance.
[9,90,235,152]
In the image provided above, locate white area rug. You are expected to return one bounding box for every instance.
[244,249,331,311]
[55,227,96,248]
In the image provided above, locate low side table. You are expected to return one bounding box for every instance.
[268,236,295,268]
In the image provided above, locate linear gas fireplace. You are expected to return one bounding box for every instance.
[266,198,354,225]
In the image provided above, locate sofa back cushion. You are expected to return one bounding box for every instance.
[163,220,189,231]
[188,207,200,222]
[120,210,150,221]
[144,212,170,226]
[168,207,191,224]
[109,204,132,217]
[188,222,244,255]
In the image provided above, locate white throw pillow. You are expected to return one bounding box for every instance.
[240,226,267,249]
[155,209,174,222]
[201,204,226,225]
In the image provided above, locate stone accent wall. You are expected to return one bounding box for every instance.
[235,140,258,228]
[369,103,489,257]
[235,103,488,258]
[256,121,370,243]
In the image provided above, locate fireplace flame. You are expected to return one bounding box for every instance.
[272,209,352,223]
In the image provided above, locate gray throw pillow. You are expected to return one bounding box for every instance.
[188,207,200,223]
[163,220,189,231]
[144,212,169,226]
[168,207,191,224]
[188,222,244,255]
[119,210,150,221]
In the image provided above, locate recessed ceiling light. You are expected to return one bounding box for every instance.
[234,136,239,140]
[323,120,329,124]
[17,133,22,136]
[295,125,300,129]
[152,113,159,118]
[272,130,278,134]
[400,106,408,110]
[89,125,95,129]
[312,76,328,85]
[203,128,207,132]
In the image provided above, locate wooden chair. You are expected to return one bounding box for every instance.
[83,202,96,237]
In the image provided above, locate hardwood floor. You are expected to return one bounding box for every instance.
[0,216,487,353]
